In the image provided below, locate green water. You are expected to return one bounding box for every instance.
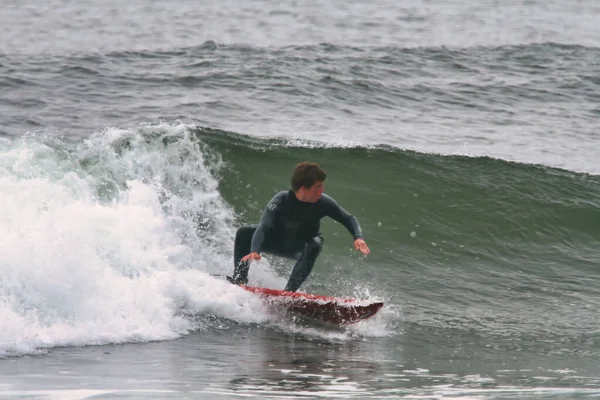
[200,127,600,341]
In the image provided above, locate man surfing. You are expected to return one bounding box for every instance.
[229,162,370,292]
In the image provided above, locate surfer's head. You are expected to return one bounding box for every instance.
[292,162,326,203]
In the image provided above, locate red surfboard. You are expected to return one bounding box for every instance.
[241,285,383,325]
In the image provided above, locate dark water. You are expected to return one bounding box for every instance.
[2,42,600,172]
[1,0,600,398]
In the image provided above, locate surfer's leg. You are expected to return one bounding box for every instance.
[231,225,257,284]
[284,236,323,292]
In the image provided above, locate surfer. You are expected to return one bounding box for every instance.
[229,162,370,292]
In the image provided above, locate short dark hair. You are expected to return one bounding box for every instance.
[291,162,326,191]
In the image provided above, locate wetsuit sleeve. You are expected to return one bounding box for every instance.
[324,196,364,240]
[250,193,284,253]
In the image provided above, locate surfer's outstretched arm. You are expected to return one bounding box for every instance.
[323,195,370,255]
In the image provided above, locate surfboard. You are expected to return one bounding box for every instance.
[240,285,383,325]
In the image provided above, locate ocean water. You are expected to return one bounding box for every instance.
[1,0,600,399]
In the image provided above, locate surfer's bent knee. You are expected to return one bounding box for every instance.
[236,224,257,237]
[306,236,323,253]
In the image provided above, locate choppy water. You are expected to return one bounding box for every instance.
[1,1,600,399]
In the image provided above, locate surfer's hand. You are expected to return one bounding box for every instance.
[241,252,262,262]
[354,238,370,255]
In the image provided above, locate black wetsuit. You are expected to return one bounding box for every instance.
[232,190,363,291]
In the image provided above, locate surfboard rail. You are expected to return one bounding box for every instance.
[241,285,383,325]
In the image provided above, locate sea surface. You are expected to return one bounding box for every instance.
[1,1,600,399]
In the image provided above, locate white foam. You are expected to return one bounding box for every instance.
[0,126,268,357]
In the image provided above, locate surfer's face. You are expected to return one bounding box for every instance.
[302,181,324,203]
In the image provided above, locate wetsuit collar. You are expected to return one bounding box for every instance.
[289,189,299,201]
[290,189,321,204]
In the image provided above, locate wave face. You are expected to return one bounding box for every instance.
[203,127,600,341]
[0,121,597,400]
[2,124,600,359]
